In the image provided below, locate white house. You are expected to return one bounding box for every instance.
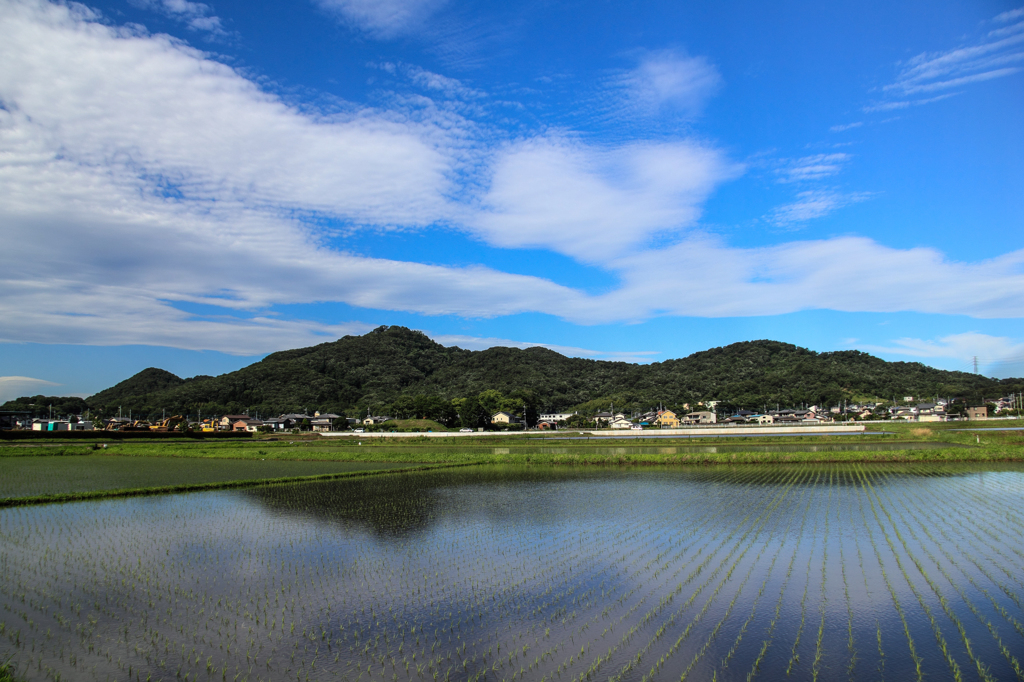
[610,416,634,429]
[539,412,575,422]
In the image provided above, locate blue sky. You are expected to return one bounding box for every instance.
[1,0,1022,401]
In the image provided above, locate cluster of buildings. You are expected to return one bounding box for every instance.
[4,393,1020,433]
[207,413,353,432]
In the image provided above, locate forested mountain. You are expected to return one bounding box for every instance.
[87,367,185,406]
[0,395,89,419]
[5,326,1020,421]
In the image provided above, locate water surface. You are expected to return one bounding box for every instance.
[1,463,1022,682]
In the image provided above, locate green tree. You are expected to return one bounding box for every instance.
[459,396,487,428]
[477,389,504,419]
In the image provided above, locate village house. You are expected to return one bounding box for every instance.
[655,410,680,428]
[491,411,518,425]
[539,412,575,423]
[232,418,263,432]
[609,414,634,429]
[278,413,313,429]
[310,413,342,432]
[966,406,988,420]
[723,410,756,424]
[261,417,287,431]
[219,415,249,430]
[682,411,716,425]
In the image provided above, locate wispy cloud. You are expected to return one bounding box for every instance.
[775,154,851,183]
[607,49,721,119]
[130,0,225,34]
[313,0,446,38]
[767,189,869,226]
[405,64,484,99]
[0,376,60,403]
[372,62,485,100]
[874,7,1024,108]
[430,335,659,363]
[829,122,862,132]
[857,332,1024,378]
[862,92,958,113]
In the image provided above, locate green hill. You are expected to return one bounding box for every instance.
[86,367,185,406]
[5,326,1019,422]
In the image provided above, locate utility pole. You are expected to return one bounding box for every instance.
[973,356,979,374]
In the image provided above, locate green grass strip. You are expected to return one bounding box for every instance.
[0,461,482,508]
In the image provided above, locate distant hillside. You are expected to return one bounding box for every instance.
[0,395,89,419]
[64,326,1020,421]
[86,367,185,406]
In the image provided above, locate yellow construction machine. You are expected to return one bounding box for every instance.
[150,415,185,431]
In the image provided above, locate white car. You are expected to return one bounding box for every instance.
[353,428,364,433]
[459,428,474,433]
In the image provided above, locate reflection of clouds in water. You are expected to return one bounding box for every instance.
[1,464,1022,682]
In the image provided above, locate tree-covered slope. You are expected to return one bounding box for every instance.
[18,325,1016,419]
[86,367,184,407]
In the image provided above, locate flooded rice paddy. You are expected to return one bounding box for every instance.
[1,463,1023,682]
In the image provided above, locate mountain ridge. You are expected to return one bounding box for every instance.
[5,326,1019,419]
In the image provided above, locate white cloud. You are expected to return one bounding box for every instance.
[596,237,1024,322]
[857,332,1024,379]
[775,153,851,183]
[767,189,869,226]
[0,376,60,403]
[879,8,1024,102]
[859,332,1022,360]
[0,0,454,226]
[430,334,659,363]
[0,0,590,349]
[2,0,1024,359]
[130,0,225,34]
[995,8,1024,24]
[610,49,721,118]
[862,92,958,113]
[404,64,483,99]
[829,122,862,132]
[313,0,445,38]
[466,136,739,263]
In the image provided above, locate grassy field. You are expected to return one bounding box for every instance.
[0,457,421,505]
[8,420,1020,462]
[1,421,1020,505]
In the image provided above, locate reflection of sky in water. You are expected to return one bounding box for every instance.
[0,463,1022,682]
